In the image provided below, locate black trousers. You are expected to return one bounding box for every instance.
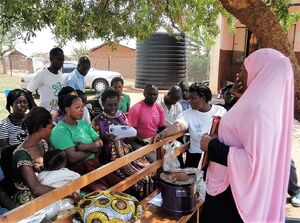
[185,151,202,168]
[288,159,300,196]
[201,186,244,223]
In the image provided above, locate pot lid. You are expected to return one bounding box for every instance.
[160,171,195,186]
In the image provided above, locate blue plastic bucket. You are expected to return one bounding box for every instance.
[3,89,11,97]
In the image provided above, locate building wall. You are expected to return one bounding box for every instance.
[88,44,136,79]
[209,15,222,95]
[214,8,300,91]
[7,50,33,73]
[218,18,243,89]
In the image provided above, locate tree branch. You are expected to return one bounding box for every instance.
[0,49,11,58]
[165,0,181,33]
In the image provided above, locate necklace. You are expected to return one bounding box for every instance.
[102,111,116,119]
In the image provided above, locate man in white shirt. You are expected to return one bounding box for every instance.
[157,85,182,127]
[27,47,65,111]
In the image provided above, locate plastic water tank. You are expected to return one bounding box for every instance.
[135,33,187,89]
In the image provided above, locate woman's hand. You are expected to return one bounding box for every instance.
[200,133,217,152]
[105,133,117,141]
[74,139,103,153]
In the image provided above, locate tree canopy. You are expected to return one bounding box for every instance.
[1,0,295,45]
[2,0,300,115]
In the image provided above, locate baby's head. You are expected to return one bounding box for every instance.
[44,150,66,171]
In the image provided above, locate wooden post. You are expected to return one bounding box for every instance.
[9,55,12,76]
[108,56,111,70]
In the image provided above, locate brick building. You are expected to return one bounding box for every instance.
[88,43,135,79]
[8,50,33,73]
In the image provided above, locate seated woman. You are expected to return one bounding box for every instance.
[0,89,33,148]
[12,107,54,204]
[52,86,91,125]
[50,95,121,192]
[51,86,77,125]
[93,89,153,199]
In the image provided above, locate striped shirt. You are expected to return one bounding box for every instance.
[0,117,28,145]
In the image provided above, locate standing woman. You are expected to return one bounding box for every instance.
[110,77,131,113]
[151,83,226,168]
[12,107,53,204]
[200,49,294,222]
[0,89,33,148]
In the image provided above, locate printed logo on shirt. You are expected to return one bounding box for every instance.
[152,111,161,119]
[50,99,59,110]
[16,131,28,142]
[52,82,64,96]
[194,121,202,132]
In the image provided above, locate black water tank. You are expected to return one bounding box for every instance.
[135,32,187,90]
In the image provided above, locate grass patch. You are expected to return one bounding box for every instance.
[0,96,8,120]
[0,74,22,119]
[0,74,21,92]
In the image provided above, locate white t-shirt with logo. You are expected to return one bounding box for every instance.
[27,68,64,111]
[176,105,227,154]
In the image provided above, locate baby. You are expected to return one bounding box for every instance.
[38,150,81,219]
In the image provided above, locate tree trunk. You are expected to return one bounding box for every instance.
[1,56,7,74]
[218,0,300,119]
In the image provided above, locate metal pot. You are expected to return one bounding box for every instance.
[160,170,196,215]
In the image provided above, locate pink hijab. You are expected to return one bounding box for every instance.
[206,48,294,222]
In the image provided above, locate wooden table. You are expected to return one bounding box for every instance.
[140,199,203,223]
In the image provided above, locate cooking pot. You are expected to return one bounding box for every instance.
[160,170,196,215]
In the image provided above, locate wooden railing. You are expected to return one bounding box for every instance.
[0,132,192,223]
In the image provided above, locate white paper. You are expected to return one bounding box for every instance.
[109,125,137,140]
[148,193,162,207]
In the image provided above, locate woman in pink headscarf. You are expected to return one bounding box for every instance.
[200,48,294,222]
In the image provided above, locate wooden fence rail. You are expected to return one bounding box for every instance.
[0,132,186,223]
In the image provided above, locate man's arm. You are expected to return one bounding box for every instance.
[128,105,138,128]
[26,71,43,108]
[151,122,186,143]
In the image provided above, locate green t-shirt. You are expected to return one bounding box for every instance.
[50,120,99,160]
[119,93,130,113]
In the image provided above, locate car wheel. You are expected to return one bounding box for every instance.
[93,78,108,93]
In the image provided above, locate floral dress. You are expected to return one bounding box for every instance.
[12,142,48,204]
[93,111,154,199]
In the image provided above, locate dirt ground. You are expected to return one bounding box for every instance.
[121,85,300,219]
[1,75,299,218]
